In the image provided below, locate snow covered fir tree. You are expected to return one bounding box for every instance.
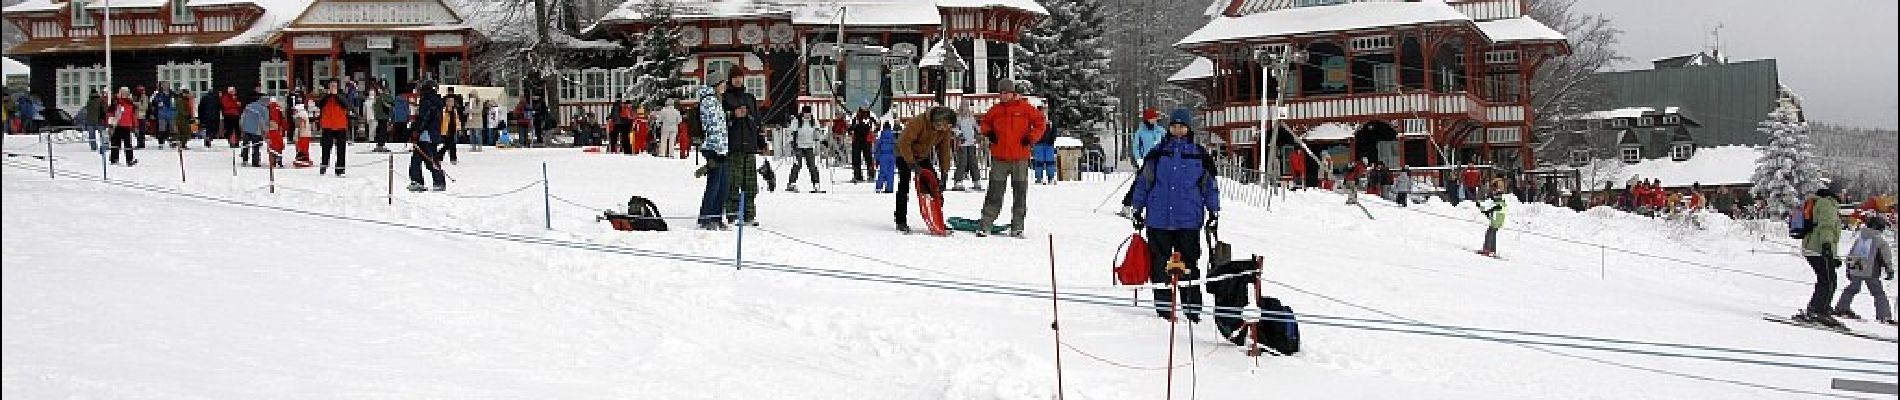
[1014,0,1115,144]
[1747,103,1824,219]
[627,0,688,108]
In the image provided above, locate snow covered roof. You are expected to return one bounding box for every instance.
[1474,16,1563,43]
[599,0,1021,26]
[1178,1,1469,47]
[222,0,314,45]
[789,1,940,26]
[1614,145,1762,188]
[3,0,63,13]
[1302,122,1355,141]
[934,0,1045,15]
[1202,0,1224,17]
[86,0,167,8]
[1167,57,1214,82]
[2,57,27,75]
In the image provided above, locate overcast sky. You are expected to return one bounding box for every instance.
[1572,0,1899,129]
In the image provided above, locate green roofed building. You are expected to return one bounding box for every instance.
[1591,52,1797,148]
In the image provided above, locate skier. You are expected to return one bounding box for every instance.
[315,81,352,176]
[723,71,765,226]
[1797,188,1846,327]
[975,79,1047,237]
[875,121,898,193]
[237,95,269,168]
[107,87,139,166]
[1128,108,1219,322]
[849,108,876,183]
[1478,193,1506,257]
[951,104,983,192]
[694,69,733,230]
[787,108,824,193]
[408,83,448,192]
[894,107,957,234]
[1834,215,1895,325]
[1121,108,1166,215]
[1031,110,1057,185]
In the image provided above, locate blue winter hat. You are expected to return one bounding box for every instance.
[1167,108,1194,128]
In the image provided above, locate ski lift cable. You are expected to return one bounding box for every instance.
[8,159,1893,382]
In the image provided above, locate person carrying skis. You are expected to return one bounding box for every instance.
[1128,108,1219,322]
[951,105,983,192]
[1835,215,1895,325]
[976,79,1047,237]
[788,108,824,193]
[1798,188,1845,327]
[408,83,448,192]
[875,121,898,193]
[894,107,957,234]
[1478,192,1507,257]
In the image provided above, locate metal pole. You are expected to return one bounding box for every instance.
[1045,234,1066,400]
[735,190,748,270]
[45,133,54,179]
[387,152,394,205]
[542,162,552,230]
[177,146,185,182]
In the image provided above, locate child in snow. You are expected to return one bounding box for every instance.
[1031,124,1057,184]
[1478,193,1507,257]
[1128,108,1219,322]
[265,98,286,168]
[875,121,898,193]
[1834,215,1895,325]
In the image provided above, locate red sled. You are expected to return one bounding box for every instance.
[915,167,950,236]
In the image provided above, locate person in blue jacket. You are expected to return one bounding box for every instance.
[1120,108,1167,216]
[874,120,899,193]
[1129,108,1220,323]
[1031,110,1057,184]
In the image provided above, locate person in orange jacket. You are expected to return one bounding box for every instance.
[974,79,1047,237]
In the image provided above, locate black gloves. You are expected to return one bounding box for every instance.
[1131,209,1145,230]
[1206,212,1219,230]
[984,130,997,144]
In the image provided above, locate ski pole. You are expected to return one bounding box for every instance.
[542,162,552,230]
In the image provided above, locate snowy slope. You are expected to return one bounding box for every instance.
[3,137,1895,399]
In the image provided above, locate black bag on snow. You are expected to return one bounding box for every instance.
[1205,257,1300,355]
[602,196,668,231]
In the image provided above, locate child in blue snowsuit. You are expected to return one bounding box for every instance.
[874,121,898,193]
[1032,125,1058,184]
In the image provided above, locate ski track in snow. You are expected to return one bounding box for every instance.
[3,137,1895,399]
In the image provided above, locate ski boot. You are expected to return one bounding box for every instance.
[951,183,967,192]
[406,183,427,192]
[1832,309,1863,320]
[788,183,799,193]
[432,184,447,191]
[1007,228,1024,238]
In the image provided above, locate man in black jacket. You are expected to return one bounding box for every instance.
[197,90,222,149]
[409,83,447,191]
[848,107,874,183]
[723,77,766,225]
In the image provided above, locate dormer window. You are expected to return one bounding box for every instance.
[1570,149,1591,166]
[1621,147,1641,164]
[1662,115,1679,125]
[71,0,94,27]
[1637,117,1653,127]
[1670,144,1693,161]
[1612,118,1629,128]
[170,0,194,24]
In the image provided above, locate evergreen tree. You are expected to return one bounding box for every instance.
[1748,103,1823,219]
[1015,0,1115,143]
[630,0,689,109]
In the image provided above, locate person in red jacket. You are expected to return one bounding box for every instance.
[265,98,287,168]
[109,87,140,166]
[974,80,1047,237]
[1461,165,1482,202]
[316,80,352,176]
[1288,150,1308,190]
[632,105,650,155]
[219,87,242,147]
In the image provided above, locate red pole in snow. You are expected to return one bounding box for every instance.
[1164,253,1184,400]
[1045,234,1065,400]
[267,150,275,194]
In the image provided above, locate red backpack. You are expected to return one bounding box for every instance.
[1115,233,1152,285]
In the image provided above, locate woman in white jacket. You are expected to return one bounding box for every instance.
[787,109,823,193]
[485,100,506,149]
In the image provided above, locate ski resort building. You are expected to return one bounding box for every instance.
[583,0,1047,124]
[1170,0,1568,181]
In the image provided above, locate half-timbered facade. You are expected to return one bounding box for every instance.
[1171,0,1567,179]
[585,0,1045,125]
[268,0,476,92]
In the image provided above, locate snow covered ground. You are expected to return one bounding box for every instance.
[3,136,1895,399]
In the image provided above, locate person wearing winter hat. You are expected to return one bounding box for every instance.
[975,79,1047,237]
[1797,187,1846,327]
[892,106,958,233]
[950,104,983,191]
[1129,107,1219,322]
[1119,108,1167,216]
[694,68,733,230]
[1835,215,1895,324]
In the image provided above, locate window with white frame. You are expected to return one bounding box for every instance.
[1620,146,1641,163]
[438,60,463,85]
[1486,127,1520,143]
[1611,118,1629,128]
[260,59,288,98]
[891,62,918,95]
[55,65,108,111]
[559,70,579,101]
[169,0,193,24]
[71,0,93,27]
[156,61,212,94]
[309,61,336,84]
[1662,115,1679,125]
[807,66,835,96]
[611,68,635,100]
[946,68,964,93]
[1570,149,1591,166]
[1637,116,1653,127]
[1372,63,1397,93]
[583,69,607,100]
[744,75,766,102]
[1670,143,1693,161]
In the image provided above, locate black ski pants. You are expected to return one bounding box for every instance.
[1806,254,1839,315]
[1147,227,1205,320]
[320,128,347,174]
